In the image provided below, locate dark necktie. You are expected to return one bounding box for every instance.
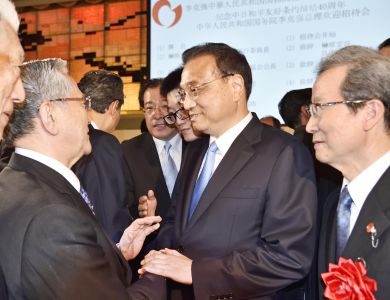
[188,142,218,220]
[80,186,94,214]
[162,142,178,195]
[336,185,353,259]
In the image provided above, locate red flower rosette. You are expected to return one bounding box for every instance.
[321,257,377,300]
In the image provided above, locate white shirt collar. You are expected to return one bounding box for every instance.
[90,121,98,129]
[153,133,182,170]
[343,150,390,210]
[211,112,253,155]
[15,147,81,192]
[153,133,181,154]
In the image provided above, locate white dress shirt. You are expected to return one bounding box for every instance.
[197,112,253,177]
[153,133,182,172]
[343,150,390,234]
[15,147,81,192]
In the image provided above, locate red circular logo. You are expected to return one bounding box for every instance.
[152,0,182,28]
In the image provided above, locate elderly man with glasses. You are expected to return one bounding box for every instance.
[305,46,390,300]
[0,58,164,299]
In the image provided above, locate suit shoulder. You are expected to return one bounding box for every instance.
[121,132,151,149]
[90,129,120,146]
[259,124,309,153]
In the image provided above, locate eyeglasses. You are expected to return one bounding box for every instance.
[49,95,92,110]
[142,104,169,115]
[163,107,190,125]
[307,99,369,118]
[177,73,234,103]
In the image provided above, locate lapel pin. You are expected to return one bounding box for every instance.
[366,222,379,248]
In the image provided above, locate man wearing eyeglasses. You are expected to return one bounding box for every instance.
[73,70,131,243]
[0,58,164,299]
[161,67,202,143]
[305,46,390,300]
[138,68,202,218]
[121,78,184,280]
[139,43,317,299]
[122,79,184,220]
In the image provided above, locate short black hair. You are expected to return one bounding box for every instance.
[78,70,124,113]
[378,38,390,50]
[160,67,183,97]
[278,88,312,128]
[138,78,163,108]
[182,43,252,100]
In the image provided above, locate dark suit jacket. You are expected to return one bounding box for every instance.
[0,154,165,300]
[156,117,318,299]
[73,125,131,242]
[0,265,7,300]
[121,132,184,220]
[317,166,390,300]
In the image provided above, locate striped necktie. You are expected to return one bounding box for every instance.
[80,186,94,214]
[336,185,353,259]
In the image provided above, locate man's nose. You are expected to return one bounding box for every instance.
[306,115,317,134]
[11,77,25,103]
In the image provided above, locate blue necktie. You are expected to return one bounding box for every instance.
[336,186,353,259]
[188,142,218,220]
[80,186,94,214]
[162,142,178,195]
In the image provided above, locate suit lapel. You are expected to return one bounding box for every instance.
[9,153,95,218]
[343,166,390,260]
[178,137,209,234]
[318,191,339,273]
[186,118,261,231]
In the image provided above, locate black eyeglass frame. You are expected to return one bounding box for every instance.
[163,107,190,125]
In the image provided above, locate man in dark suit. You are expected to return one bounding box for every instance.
[140,43,317,299]
[74,70,130,242]
[0,3,25,297]
[0,58,164,299]
[305,46,390,299]
[122,79,182,220]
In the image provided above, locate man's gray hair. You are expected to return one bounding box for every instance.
[317,45,390,128]
[0,0,20,32]
[5,58,77,145]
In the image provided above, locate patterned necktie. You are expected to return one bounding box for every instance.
[162,142,178,195]
[80,186,94,214]
[188,142,219,220]
[336,185,353,259]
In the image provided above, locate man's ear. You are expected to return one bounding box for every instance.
[38,101,58,135]
[363,99,385,131]
[300,104,310,124]
[231,74,245,102]
[108,100,120,116]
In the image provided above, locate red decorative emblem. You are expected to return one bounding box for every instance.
[366,222,379,248]
[152,0,182,28]
[321,257,377,299]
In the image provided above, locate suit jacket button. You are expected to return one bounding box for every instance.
[177,245,184,253]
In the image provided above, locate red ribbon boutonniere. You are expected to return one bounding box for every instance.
[366,222,379,248]
[321,257,377,300]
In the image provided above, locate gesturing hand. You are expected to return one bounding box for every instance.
[138,190,157,217]
[117,216,162,260]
